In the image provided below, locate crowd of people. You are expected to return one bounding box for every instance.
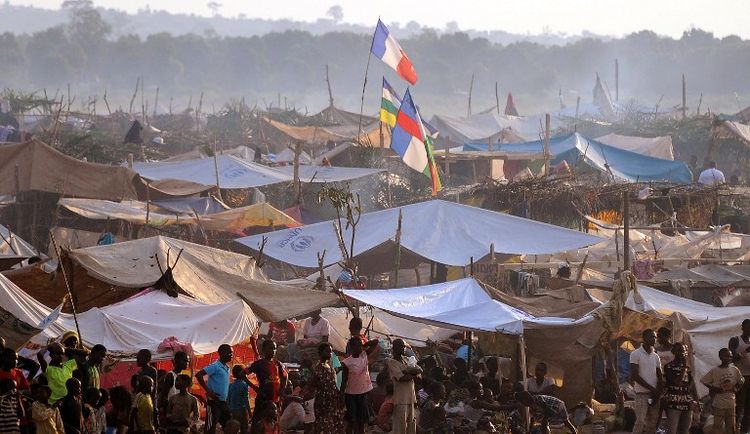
[40,310,750,434]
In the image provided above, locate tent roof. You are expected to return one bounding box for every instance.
[0,224,37,258]
[465,133,692,183]
[68,236,338,321]
[0,140,139,200]
[131,155,385,189]
[236,199,602,268]
[131,155,291,189]
[343,277,589,334]
[595,133,674,160]
[274,165,386,183]
[200,203,299,232]
[648,264,750,288]
[0,273,258,356]
[429,112,547,144]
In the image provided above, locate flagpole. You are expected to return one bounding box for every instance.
[357,20,378,145]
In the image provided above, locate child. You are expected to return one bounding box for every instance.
[31,384,63,434]
[83,387,103,434]
[60,378,83,434]
[0,378,21,434]
[95,389,109,434]
[701,348,744,434]
[133,376,156,434]
[376,382,394,432]
[227,365,249,434]
[341,337,373,434]
[249,400,279,434]
[516,391,577,434]
[166,374,199,434]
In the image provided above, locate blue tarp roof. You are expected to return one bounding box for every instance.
[464,132,692,183]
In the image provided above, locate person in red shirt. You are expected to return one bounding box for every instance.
[246,340,287,432]
[0,349,29,391]
[266,320,296,346]
[345,317,379,358]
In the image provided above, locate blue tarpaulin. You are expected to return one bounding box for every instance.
[464,132,693,183]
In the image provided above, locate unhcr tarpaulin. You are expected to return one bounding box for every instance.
[595,133,674,160]
[68,236,338,321]
[0,140,139,200]
[343,278,591,334]
[131,155,291,189]
[465,133,692,183]
[236,200,602,268]
[0,224,37,258]
[0,273,257,356]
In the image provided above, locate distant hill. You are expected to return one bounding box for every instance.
[0,3,606,46]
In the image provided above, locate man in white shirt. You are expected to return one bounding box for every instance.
[630,329,663,434]
[698,161,726,185]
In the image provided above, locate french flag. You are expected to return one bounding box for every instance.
[371,19,418,85]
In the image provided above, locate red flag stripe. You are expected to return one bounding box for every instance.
[396,111,424,141]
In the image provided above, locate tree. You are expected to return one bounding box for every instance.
[326,5,343,23]
[207,1,222,17]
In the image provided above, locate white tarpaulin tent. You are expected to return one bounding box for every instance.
[0,224,37,258]
[275,165,386,183]
[343,278,592,334]
[236,200,602,268]
[626,284,750,395]
[0,273,258,356]
[59,198,194,226]
[595,133,674,160]
[131,155,386,189]
[68,236,339,321]
[131,155,291,189]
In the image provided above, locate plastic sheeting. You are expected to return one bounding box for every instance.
[199,203,299,232]
[131,155,291,189]
[152,196,228,215]
[59,198,194,226]
[0,140,139,200]
[429,112,550,144]
[626,285,750,396]
[0,273,258,356]
[275,165,386,183]
[465,133,692,183]
[343,277,591,334]
[595,133,674,160]
[236,199,602,268]
[0,224,37,258]
[68,236,339,321]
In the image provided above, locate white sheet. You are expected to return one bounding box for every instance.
[236,199,602,268]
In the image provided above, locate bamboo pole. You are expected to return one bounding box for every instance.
[623,191,631,270]
[49,230,83,345]
[543,114,551,175]
[393,210,403,288]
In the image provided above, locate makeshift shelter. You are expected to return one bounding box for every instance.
[0,273,258,357]
[504,93,519,117]
[274,165,386,183]
[0,140,139,200]
[264,117,388,147]
[595,133,675,160]
[236,199,602,270]
[67,236,338,321]
[429,112,549,145]
[131,155,291,189]
[0,224,37,270]
[199,203,299,232]
[625,284,750,395]
[465,133,692,183]
[164,145,255,162]
[343,278,604,405]
[59,198,194,226]
[151,196,228,215]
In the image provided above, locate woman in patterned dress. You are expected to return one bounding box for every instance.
[308,342,345,433]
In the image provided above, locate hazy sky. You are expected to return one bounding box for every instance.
[8,0,749,38]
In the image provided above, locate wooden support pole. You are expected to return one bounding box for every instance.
[682,73,687,120]
[467,73,474,117]
[623,190,631,271]
[444,136,451,178]
[615,59,619,101]
[543,114,551,176]
[495,82,500,114]
[49,230,83,345]
[293,142,302,205]
[393,209,403,288]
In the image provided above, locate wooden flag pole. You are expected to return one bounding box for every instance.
[356,22,378,144]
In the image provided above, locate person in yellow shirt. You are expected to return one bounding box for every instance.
[30,384,64,434]
[36,343,77,404]
[133,377,156,434]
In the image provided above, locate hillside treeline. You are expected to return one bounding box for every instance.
[1,4,749,115]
